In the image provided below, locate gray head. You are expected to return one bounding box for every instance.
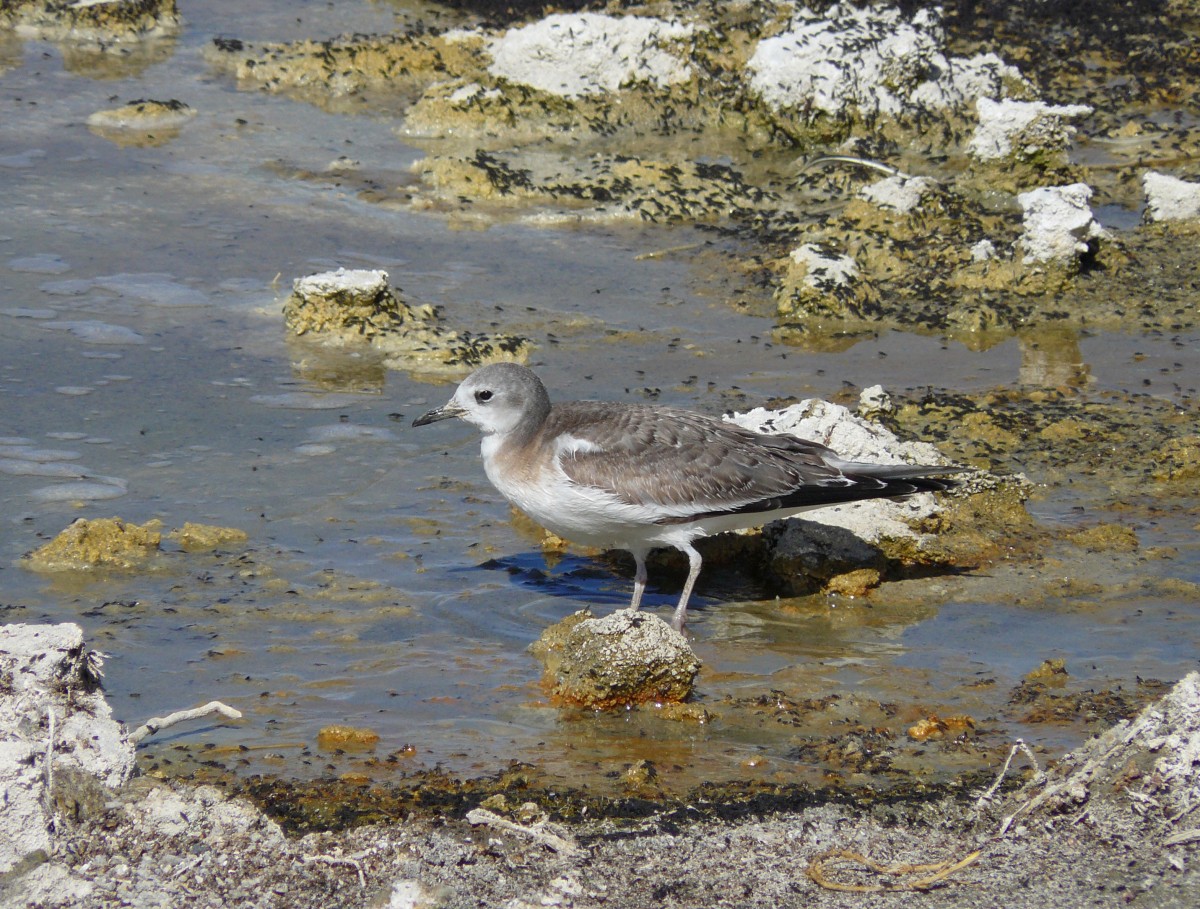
[412,362,552,437]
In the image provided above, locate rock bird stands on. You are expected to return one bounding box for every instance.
[414,363,959,631]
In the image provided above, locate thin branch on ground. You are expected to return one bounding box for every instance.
[807,848,982,892]
[128,701,243,745]
[466,807,581,858]
[301,854,367,887]
[975,739,1042,811]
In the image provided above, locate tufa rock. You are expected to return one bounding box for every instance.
[23,517,163,572]
[530,609,700,709]
[283,268,530,376]
[1143,171,1200,223]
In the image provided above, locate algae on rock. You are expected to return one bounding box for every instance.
[283,268,530,376]
[530,609,700,709]
[23,517,163,572]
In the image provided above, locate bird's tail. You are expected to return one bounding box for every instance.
[833,461,965,495]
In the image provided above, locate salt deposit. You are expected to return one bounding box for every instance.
[1018,183,1106,264]
[968,97,1093,161]
[487,13,693,99]
[747,4,1021,119]
[1143,171,1200,222]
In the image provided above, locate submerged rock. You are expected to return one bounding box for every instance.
[166,522,248,553]
[530,609,700,709]
[22,518,251,570]
[283,267,530,375]
[86,98,194,146]
[411,151,777,223]
[316,725,381,751]
[23,517,163,572]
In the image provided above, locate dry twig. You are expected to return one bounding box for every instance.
[1164,828,1200,847]
[807,848,982,893]
[466,807,581,857]
[301,854,367,887]
[128,701,243,745]
[975,739,1042,811]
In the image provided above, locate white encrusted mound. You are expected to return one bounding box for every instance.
[747,3,1022,118]
[1143,171,1200,222]
[1018,183,1106,264]
[789,244,859,291]
[1,623,135,874]
[857,174,940,214]
[291,267,390,298]
[726,397,951,546]
[487,13,693,99]
[968,98,1092,161]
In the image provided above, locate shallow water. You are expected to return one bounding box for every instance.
[2,2,1199,794]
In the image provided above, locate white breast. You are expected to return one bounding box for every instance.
[480,434,668,549]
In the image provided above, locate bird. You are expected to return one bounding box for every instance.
[413,362,960,631]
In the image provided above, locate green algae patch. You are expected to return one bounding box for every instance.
[23,517,164,572]
[890,386,1200,485]
[904,479,1040,566]
[1152,435,1200,483]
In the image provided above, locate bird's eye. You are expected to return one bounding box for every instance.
[475,390,493,403]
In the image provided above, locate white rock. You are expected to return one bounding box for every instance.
[487,13,693,99]
[970,238,997,262]
[726,398,949,546]
[1143,171,1200,222]
[1018,183,1106,264]
[858,384,893,416]
[747,4,1023,118]
[126,784,284,845]
[2,861,94,904]
[388,878,441,909]
[447,81,501,105]
[1,624,135,874]
[968,97,1092,161]
[40,320,147,345]
[789,244,858,290]
[857,175,939,214]
[292,267,389,298]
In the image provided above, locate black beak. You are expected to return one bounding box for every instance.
[412,401,466,427]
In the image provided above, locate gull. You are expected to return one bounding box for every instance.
[414,363,960,631]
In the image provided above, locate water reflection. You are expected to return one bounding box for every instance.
[1018,329,1091,388]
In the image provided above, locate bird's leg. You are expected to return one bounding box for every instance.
[627,549,649,611]
[669,543,703,633]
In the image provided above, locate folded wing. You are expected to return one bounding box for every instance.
[548,403,958,524]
